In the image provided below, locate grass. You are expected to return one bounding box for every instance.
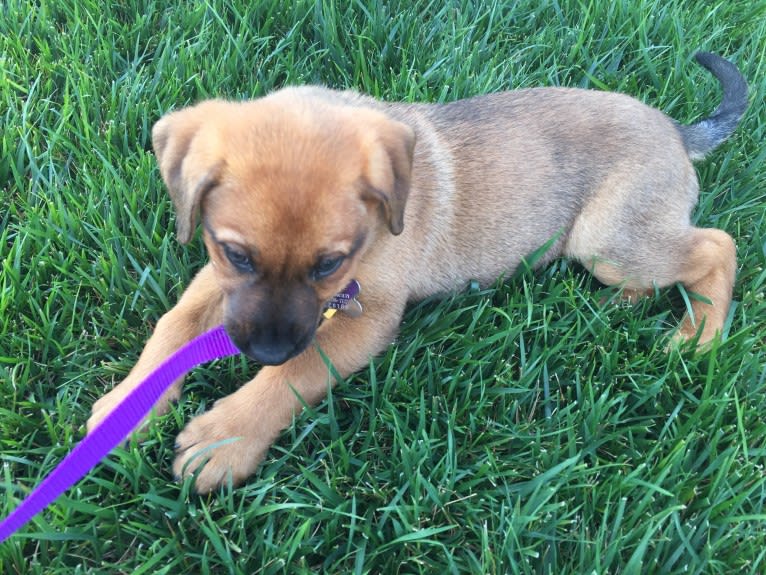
[1,0,765,572]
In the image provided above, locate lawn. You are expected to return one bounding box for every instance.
[1,0,765,573]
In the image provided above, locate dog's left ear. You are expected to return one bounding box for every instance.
[152,102,225,244]
[362,115,416,235]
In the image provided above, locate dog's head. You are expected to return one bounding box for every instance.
[151,89,415,365]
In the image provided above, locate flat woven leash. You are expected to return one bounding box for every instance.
[0,325,240,542]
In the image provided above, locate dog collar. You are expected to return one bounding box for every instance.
[322,279,363,319]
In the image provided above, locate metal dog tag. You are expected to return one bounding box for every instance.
[342,297,363,317]
[323,279,363,319]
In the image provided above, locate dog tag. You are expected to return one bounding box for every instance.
[323,279,363,319]
[342,297,364,317]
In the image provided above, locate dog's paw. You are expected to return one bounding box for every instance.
[87,378,181,436]
[666,325,720,354]
[172,399,273,493]
[87,386,130,435]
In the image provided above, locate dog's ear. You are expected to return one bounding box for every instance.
[362,115,416,235]
[152,103,224,244]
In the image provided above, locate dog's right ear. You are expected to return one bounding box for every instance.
[152,103,224,244]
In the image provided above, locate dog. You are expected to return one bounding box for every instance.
[87,52,748,493]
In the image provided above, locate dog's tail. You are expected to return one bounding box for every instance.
[678,52,748,160]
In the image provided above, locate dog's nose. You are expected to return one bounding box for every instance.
[229,322,314,365]
[244,340,298,366]
[224,305,317,365]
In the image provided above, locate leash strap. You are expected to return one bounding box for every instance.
[0,325,240,543]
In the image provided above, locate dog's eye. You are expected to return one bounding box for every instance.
[312,255,344,280]
[223,245,255,273]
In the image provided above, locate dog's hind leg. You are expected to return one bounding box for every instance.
[672,227,736,344]
[570,226,736,346]
[87,264,224,434]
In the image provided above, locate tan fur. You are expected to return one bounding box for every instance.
[87,80,741,492]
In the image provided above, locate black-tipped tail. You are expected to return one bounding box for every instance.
[679,52,748,160]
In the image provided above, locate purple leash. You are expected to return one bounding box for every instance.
[0,325,240,543]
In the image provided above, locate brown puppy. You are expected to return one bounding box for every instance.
[87,53,748,492]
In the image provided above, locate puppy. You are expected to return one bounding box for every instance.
[88,52,748,492]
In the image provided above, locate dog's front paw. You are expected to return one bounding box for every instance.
[87,390,119,434]
[87,384,136,435]
[172,398,274,493]
[87,377,181,436]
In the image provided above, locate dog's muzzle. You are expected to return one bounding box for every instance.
[230,325,315,366]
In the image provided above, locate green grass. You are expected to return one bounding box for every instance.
[1,0,765,573]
